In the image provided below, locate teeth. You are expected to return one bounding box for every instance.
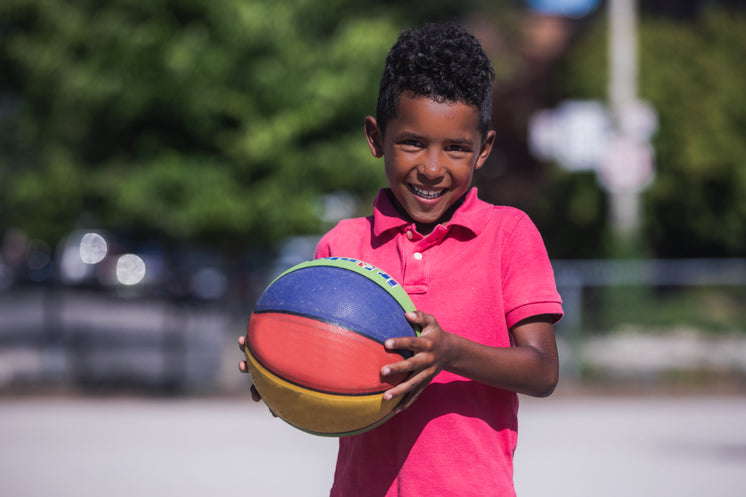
[410,185,446,199]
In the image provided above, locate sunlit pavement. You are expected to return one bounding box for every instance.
[1,392,745,497]
[515,393,746,497]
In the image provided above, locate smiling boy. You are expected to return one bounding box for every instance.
[239,23,563,497]
[365,94,493,235]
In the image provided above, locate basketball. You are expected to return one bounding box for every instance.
[243,257,419,437]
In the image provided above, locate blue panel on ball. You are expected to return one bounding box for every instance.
[255,266,415,347]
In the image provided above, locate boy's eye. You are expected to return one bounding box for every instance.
[400,140,423,149]
[445,144,469,153]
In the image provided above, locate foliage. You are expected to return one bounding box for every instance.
[548,7,746,257]
[531,170,609,260]
[2,0,457,251]
[583,285,746,334]
[9,1,743,259]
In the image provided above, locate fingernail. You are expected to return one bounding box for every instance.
[381,367,390,376]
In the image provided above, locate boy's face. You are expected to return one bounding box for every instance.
[365,94,495,232]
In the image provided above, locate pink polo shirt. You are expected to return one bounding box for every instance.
[315,188,563,497]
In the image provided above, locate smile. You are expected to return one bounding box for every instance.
[409,184,447,200]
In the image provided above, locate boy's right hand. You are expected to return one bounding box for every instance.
[237,335,263,402]
[380,310,458,413]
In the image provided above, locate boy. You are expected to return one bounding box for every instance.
[239,23,563,497]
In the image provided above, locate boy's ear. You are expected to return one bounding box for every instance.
[364,116,384,158]
[474,130,496,170]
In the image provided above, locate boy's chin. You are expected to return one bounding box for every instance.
[410,211,444,226]
[408,205,454,228]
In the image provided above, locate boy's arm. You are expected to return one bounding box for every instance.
[382,311,558,411]
[450,314,558,396]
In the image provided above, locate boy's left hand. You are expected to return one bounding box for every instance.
[380,310,454,413]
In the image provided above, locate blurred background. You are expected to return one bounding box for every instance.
[1,1,745,496]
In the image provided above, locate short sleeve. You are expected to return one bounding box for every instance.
[500,213,563,329]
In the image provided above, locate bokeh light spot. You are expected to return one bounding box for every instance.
[80,232,108,264]
[116,254,146,286]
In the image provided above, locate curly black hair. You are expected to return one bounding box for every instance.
[376,23,495,139]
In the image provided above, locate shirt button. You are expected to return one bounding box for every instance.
[413,252,423,260]
[406,230,413,240]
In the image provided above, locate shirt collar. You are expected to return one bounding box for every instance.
[372,187,489,238]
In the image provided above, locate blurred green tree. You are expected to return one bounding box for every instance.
[1,0,480,252]
[546,6,746,257]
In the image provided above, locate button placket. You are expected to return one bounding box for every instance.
[399,226,429,293]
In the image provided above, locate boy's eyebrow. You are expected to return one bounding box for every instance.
[394,131,474,145]
[393,131,425,141]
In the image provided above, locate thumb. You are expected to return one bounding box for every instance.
[405,310,428,335]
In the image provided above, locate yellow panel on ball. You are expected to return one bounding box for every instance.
[244,345,402,436]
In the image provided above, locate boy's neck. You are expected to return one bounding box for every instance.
[385,189,467,236]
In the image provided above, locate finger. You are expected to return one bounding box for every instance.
[384,336,418,352]
[381,340,437,380]
[383,374,427,407]
[382,381,410,401]
[250,384,262,402]
[405,310,423,322]
[382,367,431,401]
[405,310,433,327]
[386,334,436,354]
[238,360,248,373]
[380,358,414,378]
[237,335,246,350]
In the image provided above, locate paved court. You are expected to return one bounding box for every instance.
[1,393,745,497]
[514,394,746,497]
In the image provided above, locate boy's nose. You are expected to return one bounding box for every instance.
[417,153,445,179]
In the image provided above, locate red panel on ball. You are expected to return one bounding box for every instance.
[247,311,407,395]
